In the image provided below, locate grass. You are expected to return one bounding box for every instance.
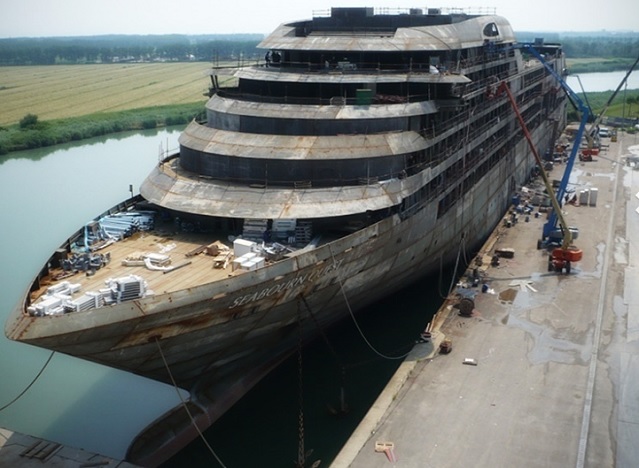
[0,62,223,126]
[577,89,639,119]
[0,62,241,154]
[0,103,206,154]
[565,57,638,74]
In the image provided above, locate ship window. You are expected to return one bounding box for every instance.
[483,23,499,37]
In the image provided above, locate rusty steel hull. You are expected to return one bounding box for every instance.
[6,121,548,387]
[4,119,560,465]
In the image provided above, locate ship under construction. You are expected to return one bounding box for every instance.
[6,7,568,465]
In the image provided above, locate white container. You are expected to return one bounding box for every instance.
[579,190,589,206]
[242,256,265,271]
[589,188,598,206]
[233,238,256,257]
[232,257,245,271]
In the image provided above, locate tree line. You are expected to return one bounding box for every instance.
[0,34,264,65]
[0,32,637,66]
[517,32,639,59]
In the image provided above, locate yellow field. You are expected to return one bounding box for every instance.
[0,62,217,126]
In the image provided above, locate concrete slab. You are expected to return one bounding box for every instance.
[333,130,638,467]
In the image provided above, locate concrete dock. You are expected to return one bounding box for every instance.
[333,129,639,467]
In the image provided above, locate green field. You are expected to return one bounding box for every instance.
[565,57,638,74]
[0,63,215,126]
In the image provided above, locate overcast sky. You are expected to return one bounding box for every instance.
[1,0,637,38]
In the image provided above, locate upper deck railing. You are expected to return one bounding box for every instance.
[215,46,516,81]
[311,7,497,18]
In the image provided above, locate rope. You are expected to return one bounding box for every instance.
[154,338,226,468]
[446,236,465,296]
[301,294,412,370]
[0,351,55,412]
[437,236,466,300]
[328,246,412,361]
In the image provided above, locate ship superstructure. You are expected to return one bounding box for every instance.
[6,7,567,465]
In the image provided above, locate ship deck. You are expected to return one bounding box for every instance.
[29,221,241,309]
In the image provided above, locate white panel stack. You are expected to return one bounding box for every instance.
[108,275,147,303]
[272,219,296,241]
[34,297,63,315]
[242,219,268,241]
[579,190,589,206]
[65,293,101,312]
[578,188,598,207]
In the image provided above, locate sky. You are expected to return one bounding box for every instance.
[0,0,637,38]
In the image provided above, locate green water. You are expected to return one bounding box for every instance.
[0,127,185,459]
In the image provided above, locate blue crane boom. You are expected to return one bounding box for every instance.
[520,44,592,239]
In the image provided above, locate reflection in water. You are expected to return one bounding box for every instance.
[0,127,184,459]
[566,70,639,93]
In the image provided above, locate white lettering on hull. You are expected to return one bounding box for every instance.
[228,259,344,309]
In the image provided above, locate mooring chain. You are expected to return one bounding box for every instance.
[299,294,344,370]
[296,301,306,468]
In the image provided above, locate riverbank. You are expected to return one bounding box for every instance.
[567,57,638,74]
[0,103,204,155]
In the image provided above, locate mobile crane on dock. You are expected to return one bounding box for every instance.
[520,44,592,245]
[499,45,636,272]
[497,80,583,273]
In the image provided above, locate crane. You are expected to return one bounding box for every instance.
[496,80,583,273]
[520,44,592,243]
[584,54,639,149]
[501,45,636,272]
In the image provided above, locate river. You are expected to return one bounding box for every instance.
[0,128,184,459]
[566,69,639,92]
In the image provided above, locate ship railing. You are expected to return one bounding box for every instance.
[164,156,425,189]
[216,88,435,106]
[449,47,516,73]
[233,43,517,78]
[311,7,497,18]
[463,61,547,99]
[422,84,539,143]
[262,59,457,75]
[429,74,548,139]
